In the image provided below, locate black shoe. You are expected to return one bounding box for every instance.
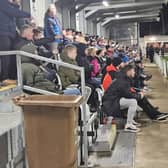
[153,118,168,123]
[156,113,168,120]
[145,75,152,81]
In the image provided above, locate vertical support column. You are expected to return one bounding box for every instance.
[86,19,94,34]
[77,9,87,33]
[137,22,140,48]
[62,7,70,29]
[92,21,97,35]
[161,11,166,35]
[70,9,76,30]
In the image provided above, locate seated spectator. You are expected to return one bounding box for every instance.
[86,47,101,88]
[118,53,130,64]
[14,25,55,64]
[96,38,105,49]
[33,27,55,58]
[22,63,58,93]
[102,57,124,91]
[63,28,74,45]
[74,38,100,111]
[102,65,168,133]
[134,60,152,89]
[58,44,80,95]
[96,49,107,69]
[87,47,101,78]
[105,45,114,58]
[13,25,59,92]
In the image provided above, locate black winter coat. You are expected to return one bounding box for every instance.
[102,73,141,117]
[0,0,30,39]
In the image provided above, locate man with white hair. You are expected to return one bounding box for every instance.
[44,4,62,53]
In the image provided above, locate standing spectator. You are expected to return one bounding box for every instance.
[44,4,62,53]
[148,45,155,63]
[0,0,31,81]
[146,44,150,59]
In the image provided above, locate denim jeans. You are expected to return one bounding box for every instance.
[63,88,81,95]
[87,77,101,88]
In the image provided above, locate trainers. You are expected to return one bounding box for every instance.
[145,75,152,81]
[125,124,141,133]
[133,120,142,127]
[156,113,168,120]
[153,118,168,123]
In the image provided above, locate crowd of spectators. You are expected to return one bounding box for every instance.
[0,1,168,133]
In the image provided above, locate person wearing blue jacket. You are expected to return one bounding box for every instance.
[44,4,62,53]
[0,0,31,81]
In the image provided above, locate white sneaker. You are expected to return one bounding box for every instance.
[133,120,142,127]
[125,124,141,133]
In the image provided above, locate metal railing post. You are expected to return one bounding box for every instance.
[0,50,93,168]
[16,55,23,88]
[80,68,88,168]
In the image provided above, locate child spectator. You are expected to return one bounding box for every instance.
[59,44,81,95]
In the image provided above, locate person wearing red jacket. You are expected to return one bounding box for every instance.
[102,57,124,91]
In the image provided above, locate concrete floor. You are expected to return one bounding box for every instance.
[135,65,168,168]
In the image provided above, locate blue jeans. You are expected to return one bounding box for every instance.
[63,88,81,95]
[87,77,101,88]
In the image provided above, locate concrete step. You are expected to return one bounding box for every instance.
[88,131,136,168]
[89,124,117,153]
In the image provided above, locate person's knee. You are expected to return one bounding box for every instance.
[129,99,138,107]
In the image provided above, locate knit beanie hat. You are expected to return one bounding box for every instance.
[112,57,123,67]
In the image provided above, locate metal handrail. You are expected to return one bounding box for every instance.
[0,50,89,167]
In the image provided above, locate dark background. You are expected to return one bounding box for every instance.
[140,3,168,37]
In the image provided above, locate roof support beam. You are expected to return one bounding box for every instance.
[102,14,159,26]
[85,1,163,19]
[105,17,159,28]
[75,4,90,13]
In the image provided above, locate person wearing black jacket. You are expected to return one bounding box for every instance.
[148,45,155,63]
[0,0,31,81]
[102,65,168,132]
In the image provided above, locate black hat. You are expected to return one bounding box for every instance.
[112,57,123,67]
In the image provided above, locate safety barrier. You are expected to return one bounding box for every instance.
[154,54,168,78]
[0,51,91,167]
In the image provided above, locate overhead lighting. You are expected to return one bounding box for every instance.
[115,14,120,19]
[102,1,109,7]
[150,36,156,41]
